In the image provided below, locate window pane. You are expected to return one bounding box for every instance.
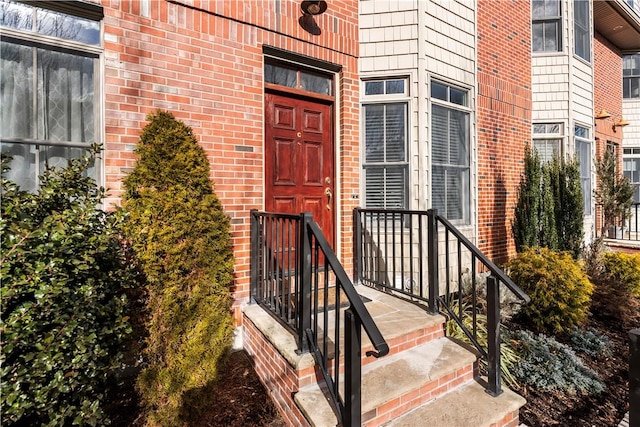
[575,125,589,139]
[544,22,558,51]
[432,105,448,163]
[449,87,467,106]
[431,81,448,101]
[576,140,591,215]
[1,142,37,192]
[446,168,465,220]
[385,79,404,94]
[301,71,331,95]
[1,41,35,139]
[364,165,407,209]
[364,105,384,162]
[0,0,32,30]
[532,0,546,18]
[36,8,100,45]
[450,109,469,166]
[36,49,95,143]
[264,63,296,88]
[365,81,384,95]
[533,138,560,162]
[385,103,406,162]
[432,166,445,214]
[532,23,544,52]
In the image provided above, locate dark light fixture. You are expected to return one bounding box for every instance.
[301,0,327,15]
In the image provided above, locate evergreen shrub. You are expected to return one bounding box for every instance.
[1,148,134,426]
[506,247,593,334]
[507,330,603,395]
[122,111,234,426]
[567,327,611,358]
[590,251,640,326]
[512,147,583,257]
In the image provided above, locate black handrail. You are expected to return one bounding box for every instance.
[250,210,388,426]
[353,207,530,396]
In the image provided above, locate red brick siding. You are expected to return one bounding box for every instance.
[593,31,624,233]
[100,0,360,323]
[476,0,532,263]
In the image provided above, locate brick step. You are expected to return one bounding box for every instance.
[294,337,477,427]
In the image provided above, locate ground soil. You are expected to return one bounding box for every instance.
[108,316,631,427]
[511,315,631,427]
[107,350,286,427]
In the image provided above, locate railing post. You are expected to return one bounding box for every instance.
[250,209,259,303]
[427,209,439,314]
[298,212,313,353]
[344,308,362,427]
[353,208,362,285]
[486,276,503,396]
[630,328,640,427]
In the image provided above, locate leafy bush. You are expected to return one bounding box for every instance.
[589,251,640,326]
[507,330,603,395]
[123,111,234,426]
[1,147,134,426]
[506,247,593,334]
[567,327,611,358]
[445,300,520,387]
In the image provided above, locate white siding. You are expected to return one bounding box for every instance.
[623,100,640,146]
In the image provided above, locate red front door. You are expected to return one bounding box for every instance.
[265,92,335,247]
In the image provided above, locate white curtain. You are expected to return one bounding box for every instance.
[1,40,94,190]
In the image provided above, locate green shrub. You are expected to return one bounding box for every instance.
[567,327,611,358]
[512,148,584,257]
[602,252,640,296]
[589,251,640,326]
[123,111,234,426]
[507,330,603,395]
[506,247,593,334]
[1,147,134,426]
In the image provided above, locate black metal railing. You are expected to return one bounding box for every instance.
[250,210,389,426]
[596,202,640,242]
[353,207,530,395]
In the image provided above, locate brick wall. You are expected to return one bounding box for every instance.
[100,0,360,322]
[593,31,623,233]
[476,0,532,263]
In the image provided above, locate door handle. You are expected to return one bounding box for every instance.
[324,187,333,210]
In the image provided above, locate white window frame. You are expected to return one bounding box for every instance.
[623,53,640,99]
[533,123,563,162]
[361,78,410,209]
[623,147,640,203]
[0,0,103,192]
[532,0,562,53]
[430,80,472,224]
[573,0,590,62]
[574,124,592,216]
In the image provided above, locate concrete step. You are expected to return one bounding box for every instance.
[384,379,526,427]
[295,337,477,426]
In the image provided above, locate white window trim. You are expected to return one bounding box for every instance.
[429,80,473,225]
[361,77,411,210]
[0,1,104,190]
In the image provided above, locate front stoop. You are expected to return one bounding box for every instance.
[243,286,526,427]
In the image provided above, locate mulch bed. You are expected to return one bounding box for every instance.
[108,316,632,427]
[512,315,631,427]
